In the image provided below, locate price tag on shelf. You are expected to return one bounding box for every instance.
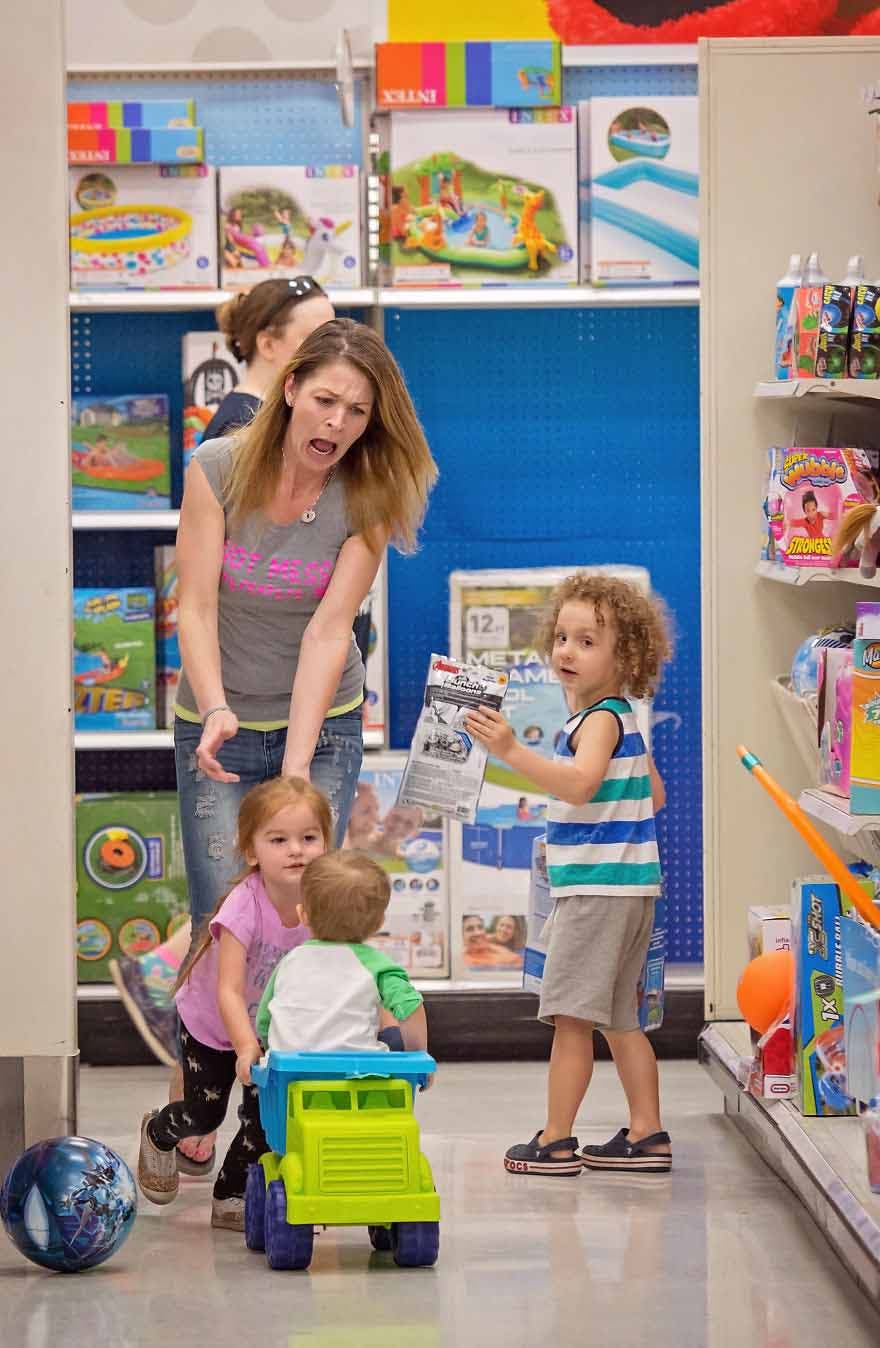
[464,606,509,651]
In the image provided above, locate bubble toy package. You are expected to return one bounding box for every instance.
[398,654,508,824]
[764,447,880,569]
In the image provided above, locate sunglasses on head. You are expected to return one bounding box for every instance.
[266,276,321,326]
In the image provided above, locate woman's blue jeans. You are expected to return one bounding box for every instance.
[174,710,363,936]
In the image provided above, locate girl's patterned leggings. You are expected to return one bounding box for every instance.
[147,1022,267,1201]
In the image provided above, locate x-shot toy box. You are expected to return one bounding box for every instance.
[791,875,858,1116]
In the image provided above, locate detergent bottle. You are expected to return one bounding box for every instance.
[774,253,802,380]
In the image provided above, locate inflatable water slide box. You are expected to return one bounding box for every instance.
[388,107,578,288]
[589,95,698,285]
[218,166,362,291]
[69,164,218,290]
[71,393,170,511]
[72,587,157,733]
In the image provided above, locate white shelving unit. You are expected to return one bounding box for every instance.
[73,510,179,531]
[756,560,880,588]
[74,727,386,751]
[562,44,697,67]
[755,378,880,402]
[71,285,699,313]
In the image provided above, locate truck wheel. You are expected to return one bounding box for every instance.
[368,1224,393,1251]
[392,1220,440,1267]
[264,1179,314,1270]
[244,1164,266,1252]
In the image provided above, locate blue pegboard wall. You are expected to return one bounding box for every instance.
[384,305,702,964]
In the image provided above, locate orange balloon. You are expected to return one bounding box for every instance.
[736,950,795,1034]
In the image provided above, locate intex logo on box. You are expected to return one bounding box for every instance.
[381,89,439,105]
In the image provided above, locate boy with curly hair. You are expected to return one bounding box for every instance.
[467,573,673,1178]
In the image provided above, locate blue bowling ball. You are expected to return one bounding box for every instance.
[0,1136,136,1273]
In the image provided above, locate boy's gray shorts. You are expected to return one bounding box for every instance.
[537,894,655,1032]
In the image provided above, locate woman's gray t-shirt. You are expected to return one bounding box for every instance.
[175,436,364,726]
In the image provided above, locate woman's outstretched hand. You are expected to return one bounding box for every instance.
[196,708,241,782]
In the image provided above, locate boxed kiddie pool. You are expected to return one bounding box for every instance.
[73,587,156,732]
[446,565,651,980]
[588,95,698,285]
[71,393,170,510]
[387,107,577,287]
[69,164,217,290]
[218,166,362,290]
[154,547,180,730]
[75,792,189,982]
[344,753,449,978]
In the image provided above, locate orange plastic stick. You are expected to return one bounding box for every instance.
[737,744,880,931]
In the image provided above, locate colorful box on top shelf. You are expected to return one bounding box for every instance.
[69,164,217,290]
[376,41,561,109]
[588,95,698,286]
[68,126,204,167]
[218,166,362,289]
[68,100,196,130]
[71,392,171,510]
[75,792,189,982]
[386,108,577,287]
[73,588,156,732]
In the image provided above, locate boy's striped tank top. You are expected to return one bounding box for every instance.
[545,696,661,899]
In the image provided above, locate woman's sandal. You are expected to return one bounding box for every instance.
[176,1145,216,1177]
[504,1131,583,1176]
[579,1128,672,1174]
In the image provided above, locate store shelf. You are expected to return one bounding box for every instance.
[756,559,880,587]
[69,287,376,313]
[67,59,373,76]
[363,729,384,750]
[75,730,174,750]
[700,1021,880,1309]
[800,788,880,836]
[769,676,818,780]
[379,285,699,310]
[755,378,880,401]
[73,510,179,531]
[563,44,697,67]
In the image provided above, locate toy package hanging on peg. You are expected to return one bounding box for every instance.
[398,654,508,824]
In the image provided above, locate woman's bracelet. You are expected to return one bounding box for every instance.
[201,703,231,725]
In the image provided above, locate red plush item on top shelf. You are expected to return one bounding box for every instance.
[545,0,847,44]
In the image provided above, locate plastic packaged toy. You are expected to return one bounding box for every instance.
[398,654,508,824]
[790,875,858,1116]
[181,331,246,471]
[817,646,854,797]
[764,447,880,569]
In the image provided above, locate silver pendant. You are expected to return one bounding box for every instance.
[300,508,316,524]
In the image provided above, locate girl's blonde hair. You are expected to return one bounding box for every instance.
[223,318,438,553]
[175,777,333,992]
[215,276,328,364]
[539,573,673,701]
[300,850,390,944]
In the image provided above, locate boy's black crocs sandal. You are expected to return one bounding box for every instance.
[580,1129,672,1173]
[504,1132,583,1176]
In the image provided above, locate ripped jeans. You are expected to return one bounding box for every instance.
[173,710,363,937]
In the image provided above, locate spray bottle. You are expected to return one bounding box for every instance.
[775,253,802,380]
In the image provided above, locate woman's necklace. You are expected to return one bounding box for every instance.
[282,448,335,524]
